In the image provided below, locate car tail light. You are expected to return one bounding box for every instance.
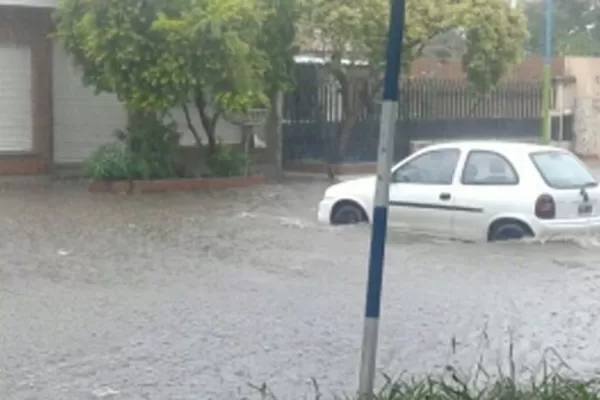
[535,194,555,219]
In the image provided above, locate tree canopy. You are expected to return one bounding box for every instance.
[55,0,528,177]
[54,0,269,151]
[297,0,528,175]
[525,0,600,56]
[255,0,300,180]
[299,0,528,92]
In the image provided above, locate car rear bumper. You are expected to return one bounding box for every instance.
[534,216,600,238]
[317,198,335,224]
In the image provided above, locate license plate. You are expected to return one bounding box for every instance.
[578,203,593,215]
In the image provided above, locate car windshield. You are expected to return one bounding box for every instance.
[530,150,598,189]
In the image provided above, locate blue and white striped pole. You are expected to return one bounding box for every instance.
[358,0,405,397]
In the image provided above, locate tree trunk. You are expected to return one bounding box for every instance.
[324,123,342,181]
[194,92,220,156]
[337,112,361,159]
[325,148,337,180]
[325,109,361,181]
[324,72,371,181]
[242,125,252,177]
[181,103,203,149]
[206,125,217,155]
[264,91,283,182]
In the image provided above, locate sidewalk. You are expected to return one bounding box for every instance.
[284,171,369,182]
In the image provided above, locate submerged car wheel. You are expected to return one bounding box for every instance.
[488,219,533,242]
[331,201,367,225]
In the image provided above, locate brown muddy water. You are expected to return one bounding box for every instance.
[0,180,599,399]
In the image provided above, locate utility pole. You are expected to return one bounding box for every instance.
[541,0,553,143]
[357,0,405,398]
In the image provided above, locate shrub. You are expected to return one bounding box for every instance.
[206,142,248,177]
[84,112,183,180]
[371,372,600,400]
[83,143,147,180]
[84,112,252,180]
[115,111,182,179]
[249,373,600,400]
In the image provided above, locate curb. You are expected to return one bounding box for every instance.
[88,175,266,194]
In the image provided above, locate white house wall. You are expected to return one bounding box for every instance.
[52,44,128,164]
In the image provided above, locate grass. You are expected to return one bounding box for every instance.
[250,368,600,400]
[248,331,600,400]
[369,370,600,400]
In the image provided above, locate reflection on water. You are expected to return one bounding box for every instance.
[382,226,600,251]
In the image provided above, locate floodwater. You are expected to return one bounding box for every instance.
[1,179,600,399]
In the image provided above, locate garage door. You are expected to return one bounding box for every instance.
[53,44,128,164]
[0,45,33,152]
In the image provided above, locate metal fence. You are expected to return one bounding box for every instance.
[282,64,573,165]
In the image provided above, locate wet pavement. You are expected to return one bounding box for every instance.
[1,179,600,399]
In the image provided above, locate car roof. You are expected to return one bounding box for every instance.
[422,140,565,156]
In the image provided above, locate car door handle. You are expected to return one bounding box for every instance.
[439,192,451,201]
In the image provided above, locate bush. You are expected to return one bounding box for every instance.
[206,143,248,177]
[250,373,600,400]
[115,111,182,179]
[84,112,183,180]
[83,143,147,180]
[371,372,600,400]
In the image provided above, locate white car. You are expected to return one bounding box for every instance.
[317,141,600,242]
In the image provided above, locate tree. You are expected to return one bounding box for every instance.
[256,0,300,181]
[299,0,528,179]
[525,0,600,56]
[54,0,267,161]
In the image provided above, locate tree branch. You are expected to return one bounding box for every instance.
[194,92,212,135]
[405,27,455,58]
[194,91,219,150]
[182,102,203,148]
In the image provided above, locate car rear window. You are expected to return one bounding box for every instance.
[530,150,598,189]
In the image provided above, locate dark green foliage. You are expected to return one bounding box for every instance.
[258,0,299,98]
[249,372,600,400]
[84,112,183,180]
[84,143,146,180]
[114,111,182,179]
[54,0,269,159]
[205,143,248,177]
[372,372,600,400]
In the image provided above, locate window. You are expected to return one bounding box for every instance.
[461,151,519,185]
[530,150,597,189]
[392,149,460,185]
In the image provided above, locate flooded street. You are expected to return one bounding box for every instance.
[1,180,600,399]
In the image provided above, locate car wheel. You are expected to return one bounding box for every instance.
[331,201,366,225]
[488,220,532,242]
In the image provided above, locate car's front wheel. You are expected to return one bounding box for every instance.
[331,201,367,225]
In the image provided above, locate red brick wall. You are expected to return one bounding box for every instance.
[0,6,53,175]
[409,56,565,82]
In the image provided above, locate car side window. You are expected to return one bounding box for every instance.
[461,150,519,185]
[393,149,460,185]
